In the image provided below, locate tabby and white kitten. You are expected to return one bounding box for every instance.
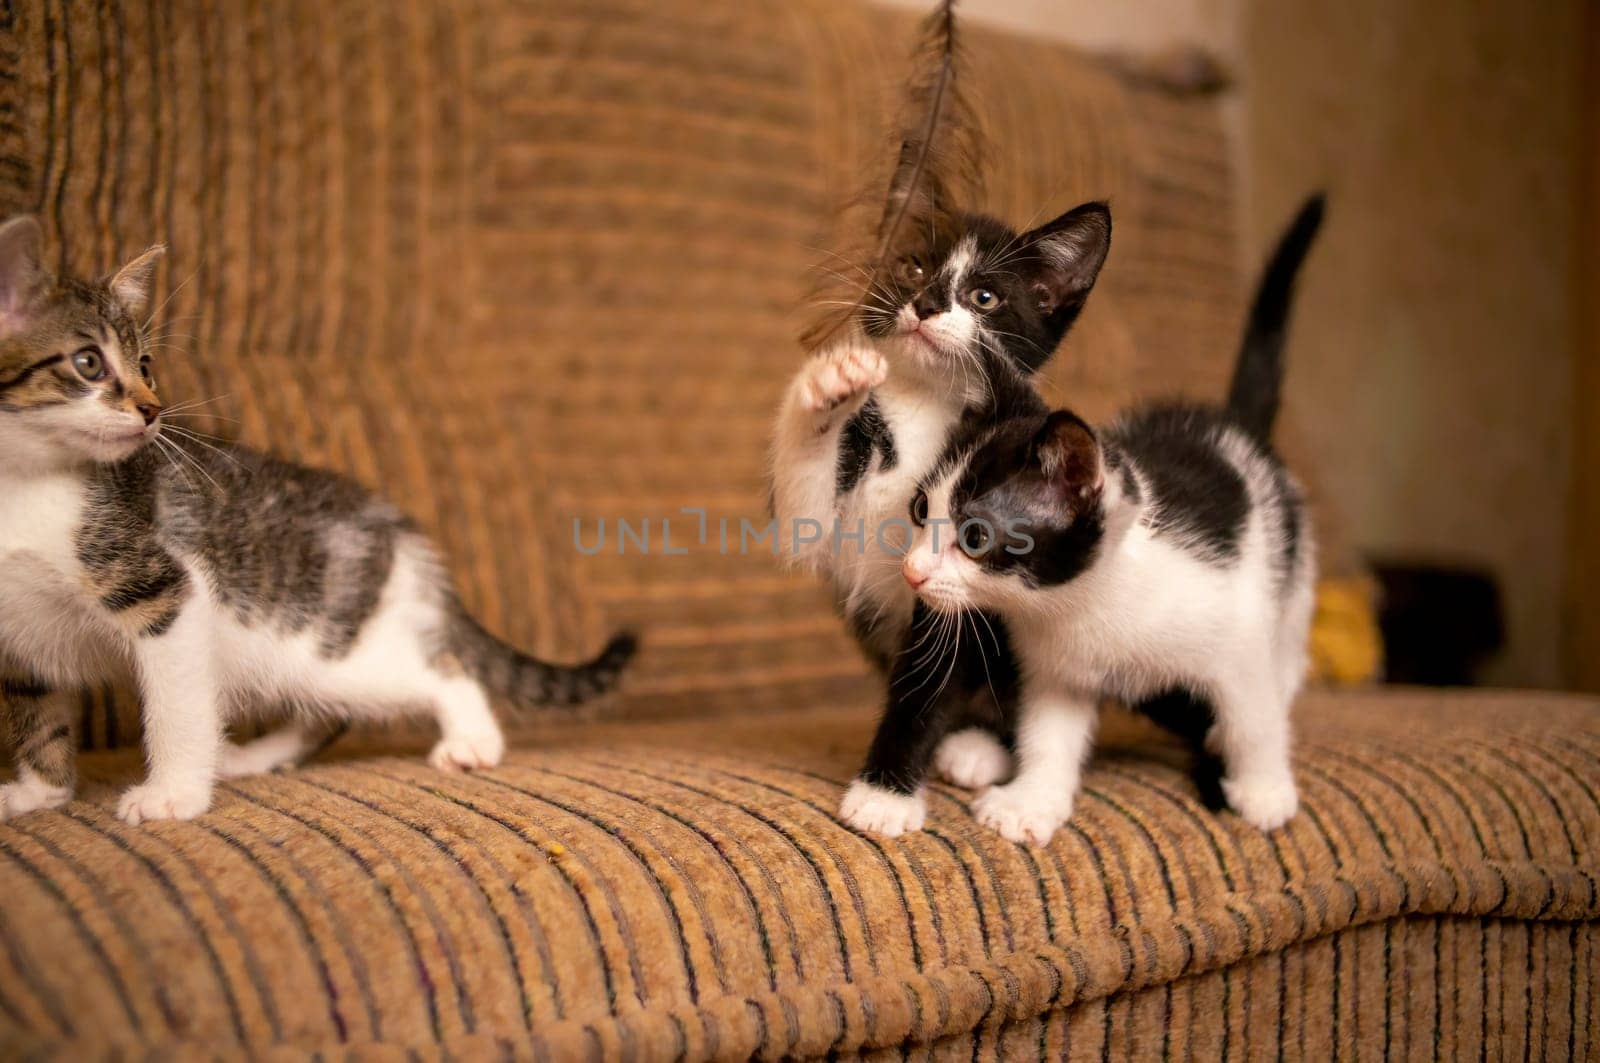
[0,216,635,823]
[894,196,1325,844]
[769,205,1112,832]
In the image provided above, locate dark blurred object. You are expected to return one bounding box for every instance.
[1100,46,1232,95]
[1372,561,1505,685]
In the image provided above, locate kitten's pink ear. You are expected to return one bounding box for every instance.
[1034,410,1103,502]
[108,244,166,316]
[1022,202,1111,315]
[0,215,46,333]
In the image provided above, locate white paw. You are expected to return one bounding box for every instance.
[117,780,212,825]
[0,776,71,820]
[972,782,1071,846]
[1222,772,1298,831]
[799,342,888,415]
[934,728,1014,789]
[428,729,505,773]
[839,779,925,838]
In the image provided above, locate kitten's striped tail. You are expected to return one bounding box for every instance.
[450,604,637,710]
[1226,192,1325,441]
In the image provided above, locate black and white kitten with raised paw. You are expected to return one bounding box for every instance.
[891,195,1325,844]
[771,205,1113,834]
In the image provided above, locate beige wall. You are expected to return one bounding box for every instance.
[880,0,1584,687]
[1245,1,1581,688]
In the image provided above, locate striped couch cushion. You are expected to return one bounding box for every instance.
[1,689,1597,1057]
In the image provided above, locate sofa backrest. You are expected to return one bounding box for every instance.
[0,0,1245,745]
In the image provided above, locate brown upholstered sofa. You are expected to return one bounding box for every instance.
[2,1,1597,1058]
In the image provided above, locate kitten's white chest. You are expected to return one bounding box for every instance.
[0,473,121,683]
[0,473,88,573]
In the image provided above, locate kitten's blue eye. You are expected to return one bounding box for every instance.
[968,288,1000,311]
[911,490,929,527]
[71,348,106,381]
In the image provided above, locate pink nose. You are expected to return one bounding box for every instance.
[903,559,930,588]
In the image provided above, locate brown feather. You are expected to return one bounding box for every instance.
[798,0,986,352]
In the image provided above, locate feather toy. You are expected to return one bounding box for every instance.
[800,0,986,352]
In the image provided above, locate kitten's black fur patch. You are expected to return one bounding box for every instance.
[860,601,1020,794]
[836,396,897,496]
[843,602,893,672]
[1132,688,1225,810]
[1106,449,1141,505]
[1269,461,1304,590]
[1110,404,1249,563]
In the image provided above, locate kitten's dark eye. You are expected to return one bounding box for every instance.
[910,490,929,527]
[960,520,992,557]
[895,256,926,286]
[71,348,106,382]
[967,288,1000,312]
[139,357,155,389]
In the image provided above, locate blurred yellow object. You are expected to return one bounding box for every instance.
[1309,577,1384,685]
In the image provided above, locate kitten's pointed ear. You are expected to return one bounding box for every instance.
[108,244,166,316]
[0,215,47,331]
[1023,202,1111,317]
[1033,410,1103,502]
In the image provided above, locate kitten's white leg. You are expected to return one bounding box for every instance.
[769,340,886,571]
[118,603,221,824]
[934,727,1014,789]
[971,688,1096,845]
[1209,663,1298,831]
[427,675,505,772]
[219,722,318,779]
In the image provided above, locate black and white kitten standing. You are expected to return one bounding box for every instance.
[770,205,1112,832]
[0,216,635,823]
[894,195,1325,844]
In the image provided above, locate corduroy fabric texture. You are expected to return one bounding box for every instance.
[1,690,1598,1058]
[2,1,1595,1059]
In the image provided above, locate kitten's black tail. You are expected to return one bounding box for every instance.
[450,605,638,711]
[1225,192,1325,441]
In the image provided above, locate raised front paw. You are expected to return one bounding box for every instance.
[117,779,212,825]
[839,779,925,837]
[934,728,1014,789]
[0,775,72,820]
[1222,771,1298,831]
[798,342,888,418]
[972,782,1071,846]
